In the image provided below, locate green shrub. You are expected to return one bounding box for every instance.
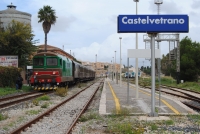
[41,102,49,108]
[26,110,41,115]
[187,114,200,121]
[78,112,101,122]
[78,82,81,88]
[55,87,68,97]
[0,66,22,87]
[36,95,50,101]
[165,120,174,125]
[0,113,8,121]
[150,124,158,130]
[0,86,33,96]
[106,121,145,134]
[0,87,17,96]
[32,99,39,106]
[118,107,131,116]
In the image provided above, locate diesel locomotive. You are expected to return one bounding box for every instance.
[29,51,95,90]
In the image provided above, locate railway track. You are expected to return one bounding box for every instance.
[146,85,200,111]
[161,85,200,97]
[0,91,53,109]
[162,85,200,94]
[10,80,103,134]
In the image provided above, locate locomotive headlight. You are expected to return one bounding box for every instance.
[35,72,38,75]
[53,71,56,75]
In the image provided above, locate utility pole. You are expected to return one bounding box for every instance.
[133,0,139,99]
[114,51,116,82]
[95,54,97,77]
[119,37,122,87]
[155,0,163,106]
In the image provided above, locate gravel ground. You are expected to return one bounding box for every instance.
[22,82,101,134]
[1,79,200,134]
[72,81,200,134]
[0,81,93,134]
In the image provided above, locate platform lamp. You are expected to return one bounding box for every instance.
[110,60,112,79]
[112,57,114,81]
[133,0,139,98]
[119,37,122,87]
[95,54,97,78]
[114,51,116,82]
[155,0,163,107]
[154,0,163,13]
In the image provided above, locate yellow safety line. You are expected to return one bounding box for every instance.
[107,82,121,114]
[161,100,180,114]
[128,84,180,115]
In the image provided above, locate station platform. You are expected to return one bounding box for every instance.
[99,78,197,116]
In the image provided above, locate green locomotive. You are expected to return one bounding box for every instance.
[30,52,95,90]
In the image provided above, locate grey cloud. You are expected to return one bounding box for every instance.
[85,28,98,31]
[109,15,117,24]
[191,0,200,9]
[189,11,200,25]
[31,15,77,32]
[51,16,77,32]
[186,26,200,42]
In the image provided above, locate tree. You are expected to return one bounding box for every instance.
[143,66,151,76]
[161,36,200,82]
[104,65,108,70]
[140,66,144,71]
[179,36,200,81]
[0,20,38,67]
[38,5,57,52]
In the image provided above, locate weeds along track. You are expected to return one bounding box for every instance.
[0,91,53,109]
[10,79,104,134]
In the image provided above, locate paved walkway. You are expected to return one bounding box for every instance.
[99,78,197,116]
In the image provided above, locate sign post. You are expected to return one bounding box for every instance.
[150,33,157,117]
[118,14,189,117]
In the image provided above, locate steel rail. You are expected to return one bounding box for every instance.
[145,86,200,103]
[0,91,38,102]
[160,86,200,102]
[0,91,53,109]
[182,101,200,111]
[162,85,200,95]
[66,80,103,134]
[10,82,96,134]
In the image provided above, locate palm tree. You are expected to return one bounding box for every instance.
[38,5,57,52]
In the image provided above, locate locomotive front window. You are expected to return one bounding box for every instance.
[33,58,44,66]
[47,58,57,66]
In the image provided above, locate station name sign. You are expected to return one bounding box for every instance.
[118,15,189,33]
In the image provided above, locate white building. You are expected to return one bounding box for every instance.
[0,3,31,29]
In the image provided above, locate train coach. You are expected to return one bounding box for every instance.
[29,52,95,90]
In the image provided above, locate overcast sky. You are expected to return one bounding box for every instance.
[0,0,199,67]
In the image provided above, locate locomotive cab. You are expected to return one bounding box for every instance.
[30,52,73,90]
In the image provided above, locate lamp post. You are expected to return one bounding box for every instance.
[110,60,112,77]
[112,57,114,81]
[96,54,97,77]
[119,37,122,87]
[133,0,139,98]
[114,51,116,82]
[155,0,163,106]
